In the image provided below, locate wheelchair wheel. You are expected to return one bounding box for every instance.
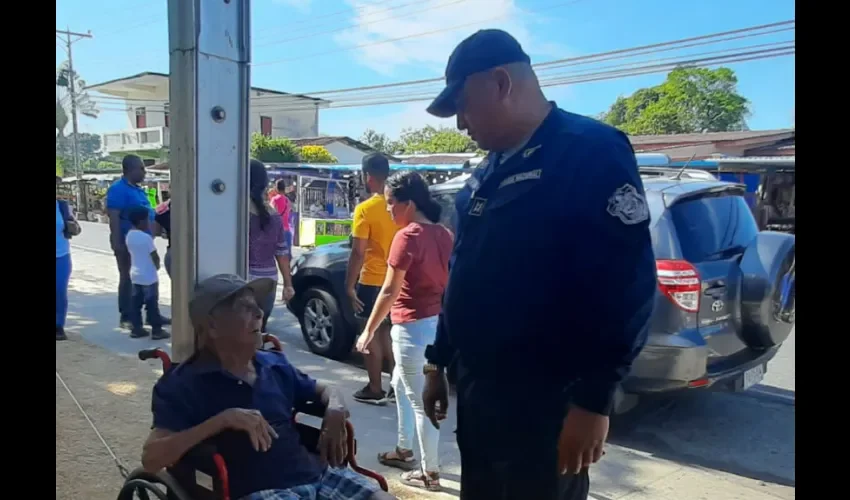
[117,468,193,500]
[116,479,169,500]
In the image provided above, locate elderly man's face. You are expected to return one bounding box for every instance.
[209,290,263,348]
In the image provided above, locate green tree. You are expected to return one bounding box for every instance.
[298,145,338,164]
[250,133,299,163]
[396,125,479,154]
[602,67,750,135]
[360,129,399,154]
[57,133,102,161]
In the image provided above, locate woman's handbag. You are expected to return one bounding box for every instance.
[58,200,82,239]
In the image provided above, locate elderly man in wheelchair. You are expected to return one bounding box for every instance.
[140,274,396,500]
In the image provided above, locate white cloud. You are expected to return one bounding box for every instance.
[274,0,313,12]
[333,0,570,76]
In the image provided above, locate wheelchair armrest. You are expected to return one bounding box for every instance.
[182,440,220,466]
[295,400,328,419]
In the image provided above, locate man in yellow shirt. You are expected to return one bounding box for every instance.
[346,153,400,405]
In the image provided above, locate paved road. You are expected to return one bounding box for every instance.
[70,221,795,495]
[74,221,794,394]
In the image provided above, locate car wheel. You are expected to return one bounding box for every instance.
[299,287,353,360]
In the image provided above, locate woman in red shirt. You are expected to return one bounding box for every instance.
[357,171,453,492]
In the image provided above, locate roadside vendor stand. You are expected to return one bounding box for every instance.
[265,163,473,247]
[266,164,353,247]
[667,156,795,233]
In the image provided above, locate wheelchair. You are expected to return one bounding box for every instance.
[116,334,388,500]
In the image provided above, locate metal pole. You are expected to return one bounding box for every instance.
[167,0,251,362]
[57,28,92,214]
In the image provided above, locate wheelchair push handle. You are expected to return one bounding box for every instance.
[138,348,172,371]
[138,348,162,361]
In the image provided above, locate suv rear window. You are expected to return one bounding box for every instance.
[434,191,459,232]
[670,194,759,262]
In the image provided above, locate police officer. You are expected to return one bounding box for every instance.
[420,30,657,500]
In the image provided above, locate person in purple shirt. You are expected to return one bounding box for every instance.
[248,159,295,332]
[140,274,393,500]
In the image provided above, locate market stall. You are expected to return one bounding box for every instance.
[61,172,171,221]
[266,163,473,247]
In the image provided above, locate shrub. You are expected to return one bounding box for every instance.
[299,145,337,164]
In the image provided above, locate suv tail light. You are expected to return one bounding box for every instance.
[656,260,700,312]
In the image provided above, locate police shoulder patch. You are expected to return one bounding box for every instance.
[607,184,649,225]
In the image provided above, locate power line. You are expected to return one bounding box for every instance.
[256,0,469,47]
[93,14,164,38]
[252,0,588,66]
[92,45,793,115]
[92,19,793,108]
[56,27,93,210]
[253,0,399,39]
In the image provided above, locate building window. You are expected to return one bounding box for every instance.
[135,107,147,128]
[261,116,272,136]
[164,103,170,128]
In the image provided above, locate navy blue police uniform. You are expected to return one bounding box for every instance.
[426,104,657,500]
[424,29,657,500]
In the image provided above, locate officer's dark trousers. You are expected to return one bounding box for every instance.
[455,366,590,500]
[114,248,133,322]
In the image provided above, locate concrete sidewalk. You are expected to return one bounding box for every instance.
[57,246,794,500]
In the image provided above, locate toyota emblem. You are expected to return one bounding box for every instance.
[711,300,724,312]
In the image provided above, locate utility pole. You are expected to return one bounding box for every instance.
[167,0,251,361]
[56,28,92,215]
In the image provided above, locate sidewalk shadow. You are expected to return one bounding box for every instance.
[609,391,795,488]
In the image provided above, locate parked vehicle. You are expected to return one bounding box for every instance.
[287,170,795,412]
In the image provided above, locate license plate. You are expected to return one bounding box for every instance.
[743,364,765,390]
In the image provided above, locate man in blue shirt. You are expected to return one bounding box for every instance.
[142,274,393,500]
[420,30,656,500]
[106,155,167,329]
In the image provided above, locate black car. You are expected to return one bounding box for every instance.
[287,171,795,411]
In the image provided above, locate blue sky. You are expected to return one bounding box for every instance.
[56,0,795,140]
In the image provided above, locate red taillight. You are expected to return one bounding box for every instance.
[656,260,700,313]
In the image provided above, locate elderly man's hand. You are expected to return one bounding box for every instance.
[217,408,279,452]
[318,408,348,468]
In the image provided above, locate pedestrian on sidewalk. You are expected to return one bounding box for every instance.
[154,196,172,278]
[270,179,293,251]
[346,153,400,406]
[126,206,170,340]
[56,176,81,341]
[421,30,657,500]
[358,171,453,492]
[106,155,170,330]
[248,159,295,333]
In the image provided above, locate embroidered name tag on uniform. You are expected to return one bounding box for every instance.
[499,169,542,189]
[468,197,487,216]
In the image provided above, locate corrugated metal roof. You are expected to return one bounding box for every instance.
[715,156,795,165]
[629,129,794,145]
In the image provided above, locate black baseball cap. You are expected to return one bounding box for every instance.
[427,29,531,118]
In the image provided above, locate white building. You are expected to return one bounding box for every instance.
[86,71,329,156]
[289,136,399,164]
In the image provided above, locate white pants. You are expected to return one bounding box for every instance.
[391,315,440,473]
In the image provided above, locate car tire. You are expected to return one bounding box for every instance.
[299,287,354,360]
